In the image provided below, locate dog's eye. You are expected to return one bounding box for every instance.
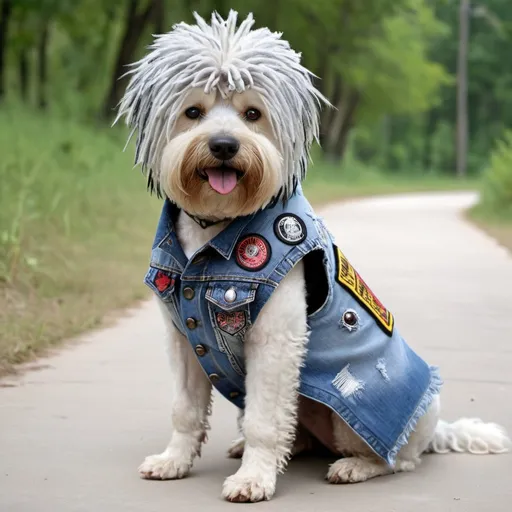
[245,108,261,122]
[185,107,201,120]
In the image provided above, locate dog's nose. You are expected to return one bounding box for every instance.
[208,135,240,160]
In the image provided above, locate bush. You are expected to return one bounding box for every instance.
[479,131,512,218]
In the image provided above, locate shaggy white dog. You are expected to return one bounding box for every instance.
[116,11,510,503]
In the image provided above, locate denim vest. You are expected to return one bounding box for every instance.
[144,189,441,466]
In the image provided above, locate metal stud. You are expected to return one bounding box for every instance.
[224,287,237,303]
[195,345,206,356]
[183,287,195,300]
[186,317,197,330]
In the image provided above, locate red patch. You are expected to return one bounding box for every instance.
[235,235,270,271]
[155,271,174,292]
[216,311,246,335]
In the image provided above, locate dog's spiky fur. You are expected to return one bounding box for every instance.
[116,10,327,201]
[117,11,510,503]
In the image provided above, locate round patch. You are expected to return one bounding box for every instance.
[274,214,307,245]
[235,235,271,271]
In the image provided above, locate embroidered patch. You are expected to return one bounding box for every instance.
[274,214,307,245]
[235,235,271,271]
[216,311,247,335]
[154,271,174,292]
[334,245,394,336]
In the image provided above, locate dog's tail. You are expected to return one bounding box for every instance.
[428,418,510,455]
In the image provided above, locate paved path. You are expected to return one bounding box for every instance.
[1,192,511,512]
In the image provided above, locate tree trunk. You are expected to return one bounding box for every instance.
[324,82,360,162]
[331,92,360,162]
[320,73,342,146]
[0,0,13,100]
[101,0,159,120]
[422,109,438,171]
[153,0,165,34]
[37,22,49,109]
[456,0,470,177]
[18,48,29,102]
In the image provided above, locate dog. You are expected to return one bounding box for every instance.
[116,11,510,503]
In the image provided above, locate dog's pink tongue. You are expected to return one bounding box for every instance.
[205,168,238,195]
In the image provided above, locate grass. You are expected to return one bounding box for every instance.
[0,107,476,375]
[467,204,512,254]
[0,107,162,375]
[304,159,477,206]
[465,132,512,254]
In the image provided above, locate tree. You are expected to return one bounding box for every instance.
[456,0,470,178]
[0,0,13,100]
[101,0,165,120]
[36,18,49,108]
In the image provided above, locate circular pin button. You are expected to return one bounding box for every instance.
[186,317,198,329]
[274,213,307,245]
[224,287,237,303]
[343,311,358,326]
[183,287,195,300]
[209,373,220,383]
[195,345,206,356]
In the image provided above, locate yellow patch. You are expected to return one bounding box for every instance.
[334,246,394,336]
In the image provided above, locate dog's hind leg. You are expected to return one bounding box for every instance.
[227,409,245,459]
[222,264,309,502]
[327,394,441,484]
[138,300,212,480]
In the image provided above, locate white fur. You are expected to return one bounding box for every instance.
[139,299,212,480]
[118,11,510,503]
[428,418,511,455]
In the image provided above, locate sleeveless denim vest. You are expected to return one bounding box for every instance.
[144,188,442,466]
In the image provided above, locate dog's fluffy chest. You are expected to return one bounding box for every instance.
[176,212,229,259]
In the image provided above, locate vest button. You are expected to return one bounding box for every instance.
[224,287,237,303]
[183,287,195,300]
[229,391,240,399]
[186,317,198,329]
[195,344,206,356]
[209,373,220,383]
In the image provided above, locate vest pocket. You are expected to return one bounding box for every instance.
[205,283,258,376]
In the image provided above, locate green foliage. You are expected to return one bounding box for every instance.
[479,131,512,218]
[1,0,511,174]
[0,105,162,372]
[1,0,451,160]
[0,105,157,285]
[366,0,512,175]
[353,3,450,121]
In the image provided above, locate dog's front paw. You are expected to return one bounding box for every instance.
[222,473,276,502]
[227,437,245,459]
[138,453,191,480]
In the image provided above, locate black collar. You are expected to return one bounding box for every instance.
[184,211,226,229]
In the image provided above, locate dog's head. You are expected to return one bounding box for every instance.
[117,11,327,220]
